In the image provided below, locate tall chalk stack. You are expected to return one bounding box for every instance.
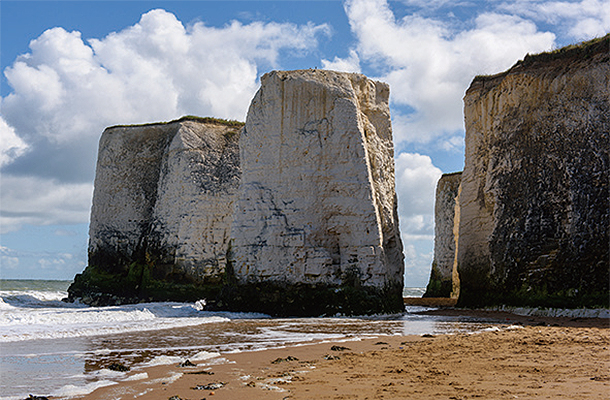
[231,70,404,291]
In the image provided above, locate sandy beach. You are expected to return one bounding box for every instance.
[72,310,609,400]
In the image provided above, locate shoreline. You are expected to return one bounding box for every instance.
[69,309,609,400]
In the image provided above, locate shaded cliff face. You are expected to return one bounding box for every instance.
[425,172,461,298]
[457,36,609,308]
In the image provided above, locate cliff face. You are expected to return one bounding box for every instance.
[70,118,242,305]
[148,122,240,283]
[88,120,240,283]
[231,70,403,289]
[424,172,461,298]
[457,36,609,308]
[69,71,405,316]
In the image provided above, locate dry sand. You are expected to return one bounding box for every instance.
[75,310,609,400]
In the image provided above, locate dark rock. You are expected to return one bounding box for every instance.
[192,382,225,390]
[271,356,299,364]
[178,359,196,367]
[186,370,214,375]
[107,362,130,372]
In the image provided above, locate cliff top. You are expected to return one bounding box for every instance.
[107,115,245,130]
[264,69,369,80]
[469,33,609,93]
[261,69,390,92]
[514,33,609,69]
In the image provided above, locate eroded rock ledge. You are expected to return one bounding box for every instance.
[68,71,405,316]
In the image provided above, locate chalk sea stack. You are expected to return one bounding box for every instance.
[424,172,461,298]
[430,35,609,308]
[69,117,242,307]
[229,70,404,313]
[68,70,405,316]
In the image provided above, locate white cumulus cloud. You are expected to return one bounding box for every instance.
[403,241,435,287]
[0,117,29,167]
[38,253,74,270]
[343,0,556,146]
[1,9,330,232]
[395,152,442,240]
[322,49,362,73]
[394,152,443,286]
[500,0,610,40]
[2,9,330,144]
[1,255,20,271]
[1,246,21,271]
[0,176,93,234]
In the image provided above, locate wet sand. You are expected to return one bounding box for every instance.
[403,297,458,307]
[74,310,609,400]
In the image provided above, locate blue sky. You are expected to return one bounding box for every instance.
[1,0,608,286]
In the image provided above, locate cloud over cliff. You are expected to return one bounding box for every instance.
[395,153,442,241]
[1,9,329,233]
[340,0,557,146]
[499,0,610,39]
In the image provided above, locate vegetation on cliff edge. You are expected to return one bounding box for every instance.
[473,33,610,82]
[108,115,245,129]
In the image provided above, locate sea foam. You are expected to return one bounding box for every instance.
[0,289,232,342]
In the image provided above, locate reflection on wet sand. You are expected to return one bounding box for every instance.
[81,312,501,374]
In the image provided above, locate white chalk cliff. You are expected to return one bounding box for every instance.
[424,172,461,298]
[231,70,404,289]
[71,71,405,315]
[432,35,609,308]
[87,118,241,285]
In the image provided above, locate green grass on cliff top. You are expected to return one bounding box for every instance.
[519,33,609,64]
[109,115,245,129]
[474,33,609,81]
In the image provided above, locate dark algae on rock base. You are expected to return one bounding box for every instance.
[453,35,609,309]
[68,257,403,316]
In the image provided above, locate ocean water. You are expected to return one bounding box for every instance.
[0,280,498,400]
